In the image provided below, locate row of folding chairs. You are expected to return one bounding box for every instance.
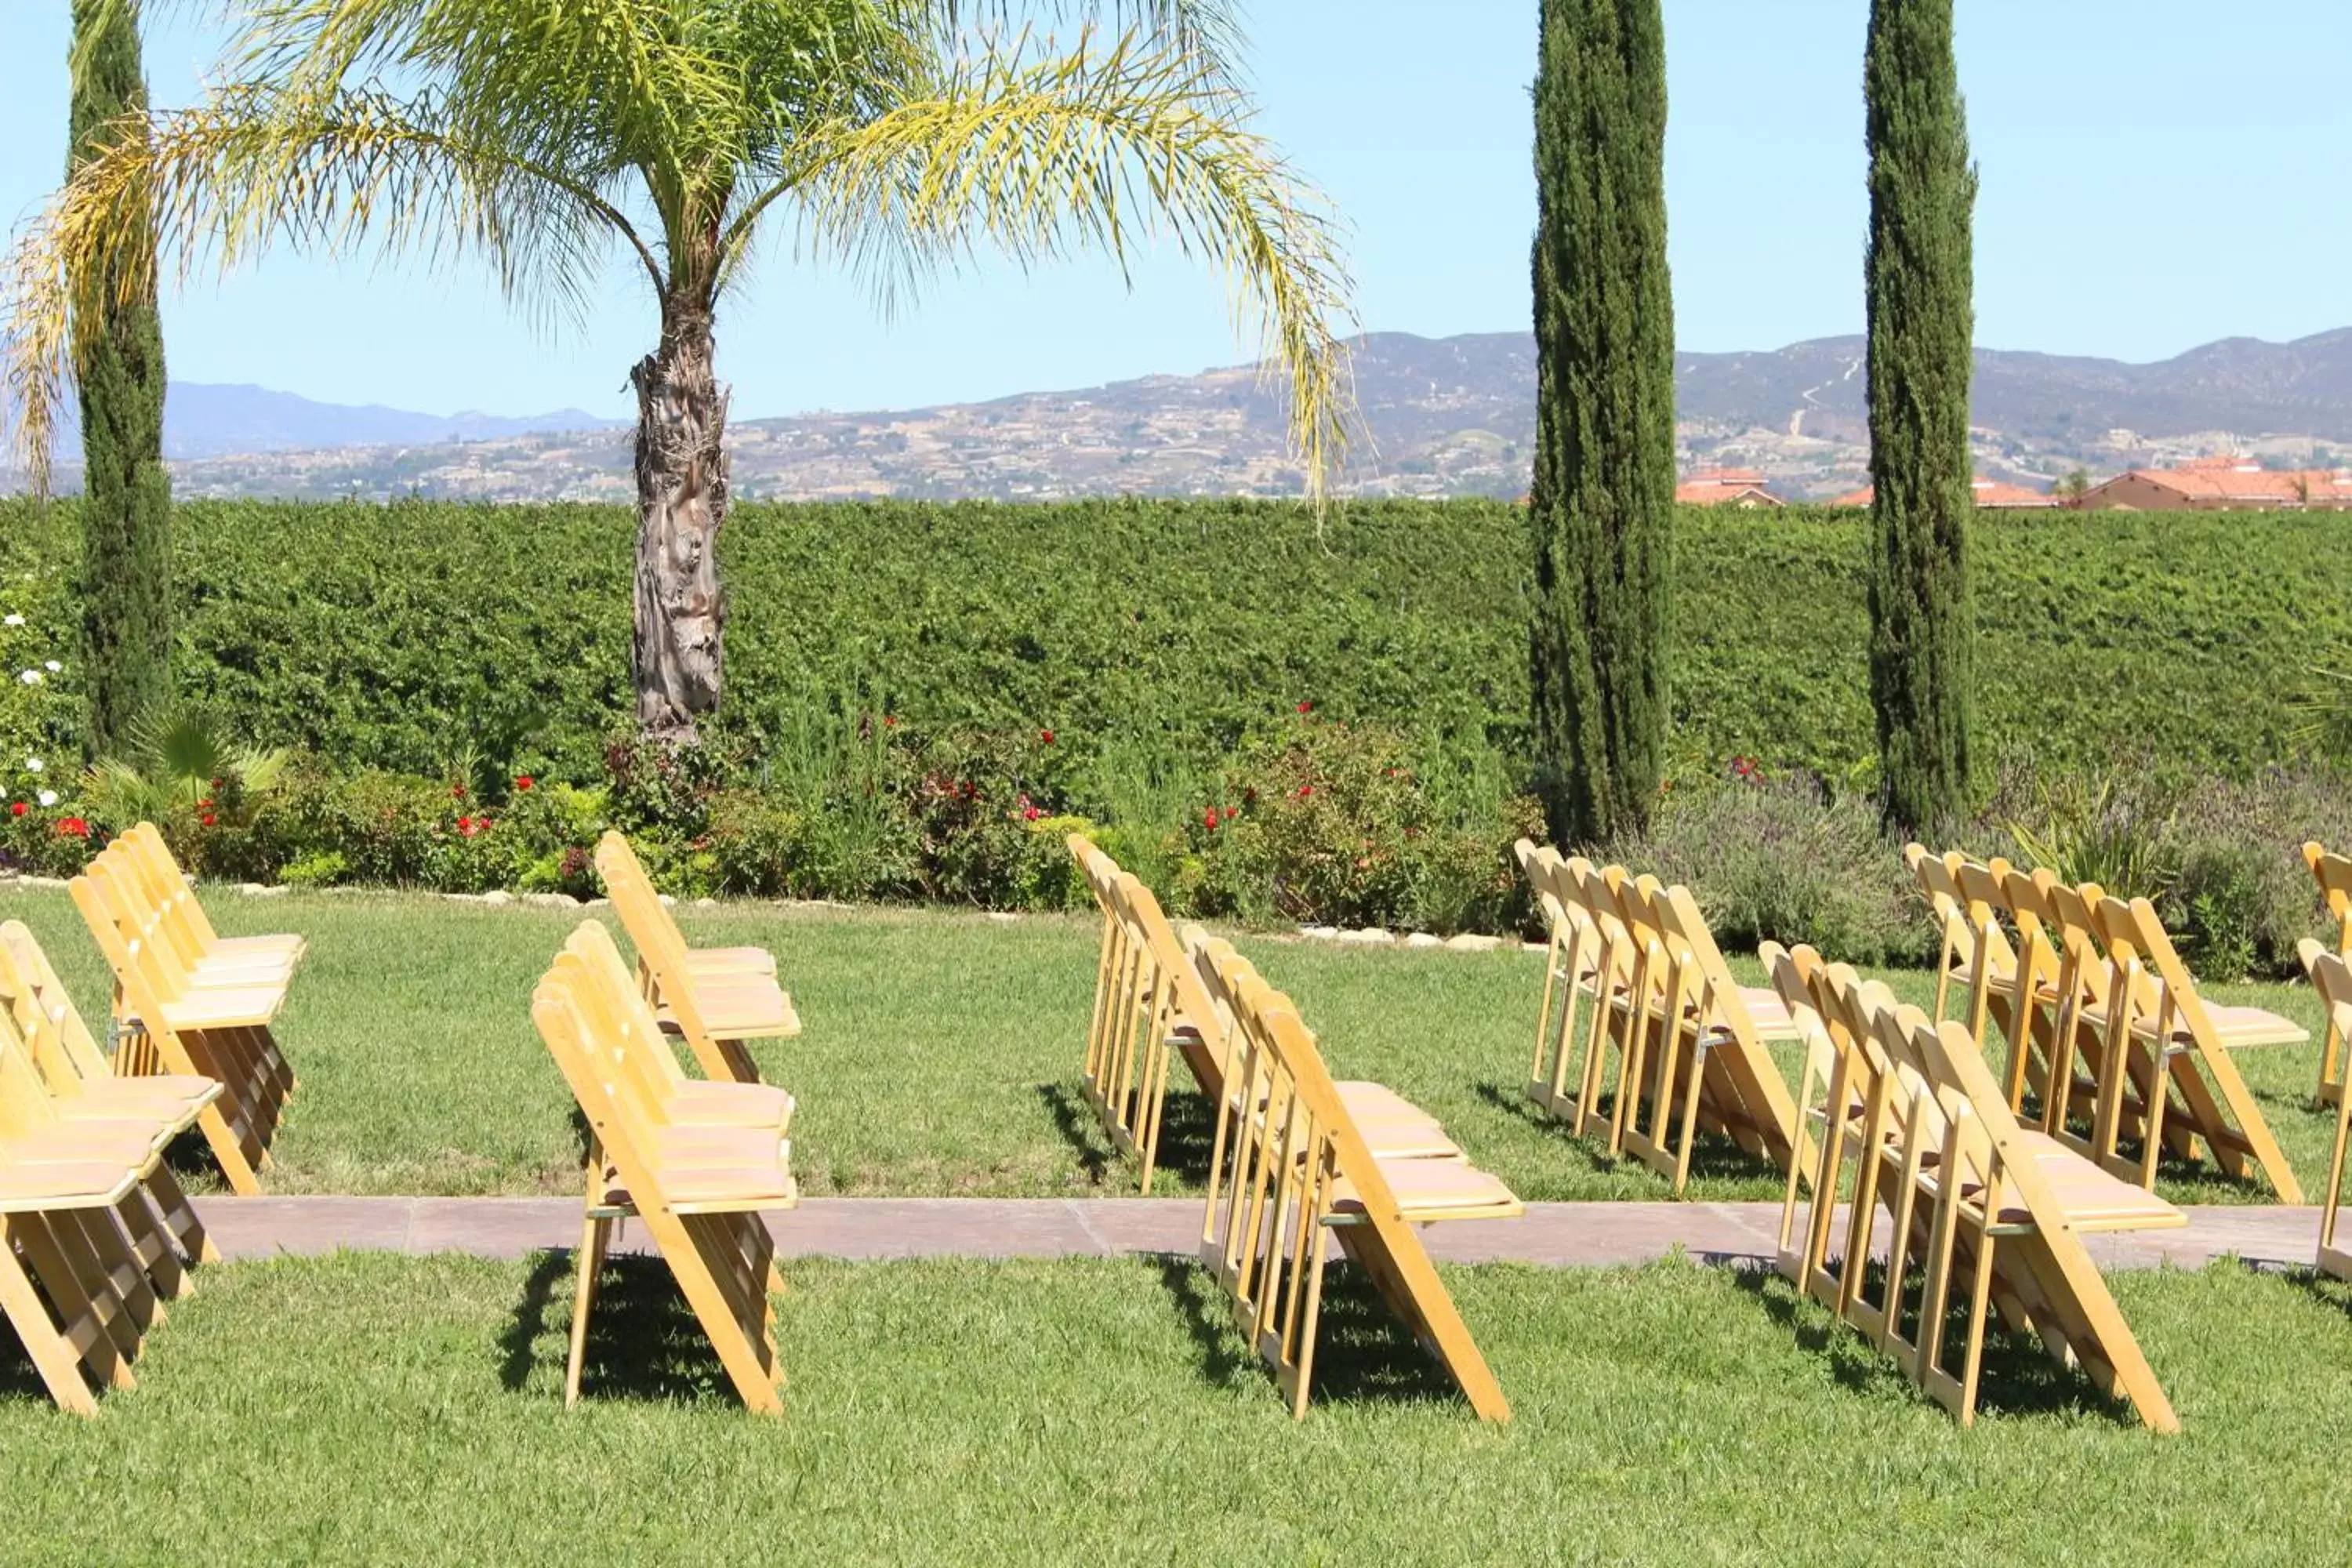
[1909,846,2305,1201]
[535,848,804,1412]
[1069,833,1521,1418]
[1515,840,1799,1192]
[0,917,224,1412]
[68,823,304,1195]
[1190,930,1521,1421]
[1767,942,2183,1430]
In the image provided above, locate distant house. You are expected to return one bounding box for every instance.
[2078,457,2352,510]
[1675,468,1782,507]
[1828,476,2060,510]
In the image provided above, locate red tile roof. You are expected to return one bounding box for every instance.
[2100,464,2352,504]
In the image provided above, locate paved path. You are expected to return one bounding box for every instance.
[187,1196,2327,1272]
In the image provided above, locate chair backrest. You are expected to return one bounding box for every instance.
[122,825,219,946]
[0,924,111,1098]
[2303,939,2352,1040]
[2307,842,2352,950]
[593,830,724,1043]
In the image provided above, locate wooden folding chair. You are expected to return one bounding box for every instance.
[2298,940,2352,1280]
[71,848,292,1193]
[0,928,220,1280]
[533,921,796,1415]
[2080,895,2303,1200]
[1068,837,1232,1192]
[594,832,797,1085]
[1192,932,1519,1421]
[1766,941,1886,1323]
[1518,844,1615,1132]
[1907,844,1976,1022]
[2306,843,2352,1105]
[1614,884,1799,1192]
[1896,1007,2183,1431]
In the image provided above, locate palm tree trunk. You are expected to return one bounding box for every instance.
[629,292,730,740]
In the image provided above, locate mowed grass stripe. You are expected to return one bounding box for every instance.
[0,884,2333,1203]
[2,1252,2350,1559]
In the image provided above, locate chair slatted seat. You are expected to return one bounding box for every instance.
[1189,931,1517,1421]
[594,832,797,1086]
[533,920,795,1414]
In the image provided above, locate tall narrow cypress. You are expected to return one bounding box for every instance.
[1527,0,1675,846]
[69,0,172,757]
[1864,0,1976,833]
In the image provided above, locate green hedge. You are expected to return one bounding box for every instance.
[0,496,2339,788]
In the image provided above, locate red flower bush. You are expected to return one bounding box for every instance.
[514,775,535,792]
[7,802,22,818]
[56,817,89,839]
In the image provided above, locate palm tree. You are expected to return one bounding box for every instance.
[5,1,1352,740]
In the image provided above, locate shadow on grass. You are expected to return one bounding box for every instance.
[1033,1081,1114,1186]
[500,1246,739,1406]
[1151,1254,1463,1414]
[1730,1259,2128,1425]
[1472,1080,1780,1187]
[1036,1080,1221,1189]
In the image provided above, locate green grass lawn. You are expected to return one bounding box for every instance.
[0,883,2335,1203]
[5,1250,2352,1561]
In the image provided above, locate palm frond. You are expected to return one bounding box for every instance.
[782,24,1355,500]
[5,83,659,489]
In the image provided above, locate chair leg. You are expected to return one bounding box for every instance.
[0,1220,99,1415]
[565,1213,612,1409]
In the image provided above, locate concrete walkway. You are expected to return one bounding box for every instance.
[186,1196,2328,1273]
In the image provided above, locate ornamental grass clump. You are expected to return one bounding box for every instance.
[1606,768,1930,967]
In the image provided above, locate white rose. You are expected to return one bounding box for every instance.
[42,661,59,673]
[17,670,38,686]
[1,614,21,626]
[35,790,56,808]
[23,758,39,773]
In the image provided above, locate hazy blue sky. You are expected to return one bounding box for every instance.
[2,2,2345,420]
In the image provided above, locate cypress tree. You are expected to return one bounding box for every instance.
[69,0,172,758]
[1527,0,1675,845]
[1864,0,1976,833]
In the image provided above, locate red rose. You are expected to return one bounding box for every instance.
[198,797,215,810]
[7,802,21,818]
[451,784,466,799]
[1223,806,1237,822]
[1297,701,1312,714]
[514,775,535,791]
[884,715,897,728]
[1022,805,1042,822]
[201,813,216,827]
[1296,784,1313,800]
[1203,808,1219,831]
[57,817,89,838]
[1040,728,1054,744]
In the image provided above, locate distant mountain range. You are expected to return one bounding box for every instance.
[47,382,619,461]
[17,328,2352,503]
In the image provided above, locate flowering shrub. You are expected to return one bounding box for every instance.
[0,554,78,848]
[1182,717,1541,935]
